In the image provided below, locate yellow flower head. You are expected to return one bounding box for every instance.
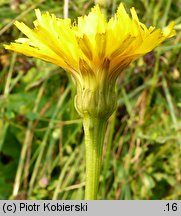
[5,3,175,93]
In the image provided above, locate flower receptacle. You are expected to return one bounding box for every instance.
[74,86,117,119]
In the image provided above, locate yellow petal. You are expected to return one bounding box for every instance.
[4,4,176,88]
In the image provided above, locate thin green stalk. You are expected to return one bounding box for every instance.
[162,77,181,147]
[162,77,181,198]
[28,86,70,196]
[52,149,77,200]
[145,51,160,111]
[0,53,17,151]
[11,82,46,198]
[102,112,116,198]
[83,116,107,200]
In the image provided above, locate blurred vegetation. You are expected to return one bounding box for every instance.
[0,0,181,200]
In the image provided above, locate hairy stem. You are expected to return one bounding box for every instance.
[83,116,107,200]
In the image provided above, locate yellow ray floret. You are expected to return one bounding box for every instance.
[4,3,175,85]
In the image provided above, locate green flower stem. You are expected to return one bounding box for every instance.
[83,116,107,200]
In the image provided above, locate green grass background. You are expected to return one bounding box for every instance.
[0,0,180,200]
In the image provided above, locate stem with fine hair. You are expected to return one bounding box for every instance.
[83,116,107,200]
